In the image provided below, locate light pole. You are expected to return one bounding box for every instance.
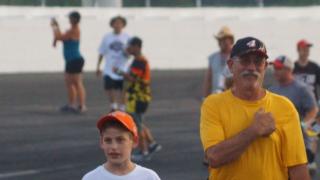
[41,0,46,6]
[196,0,202,7]
[145,0,151,7]
[257,0,264,7]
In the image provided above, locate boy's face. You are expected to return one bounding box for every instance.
[100,127,135,166]
[112,19,125,33]
[126,44,140,55]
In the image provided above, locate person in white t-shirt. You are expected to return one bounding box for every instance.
[82,111,161,180]
[96,16,131,112]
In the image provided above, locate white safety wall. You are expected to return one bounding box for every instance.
[1,6,320,73]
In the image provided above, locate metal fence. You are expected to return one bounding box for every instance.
[0,0,81,6]
[1,0,320,7]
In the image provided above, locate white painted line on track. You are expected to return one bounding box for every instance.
[0,164,86,179]
[0,170,40,179]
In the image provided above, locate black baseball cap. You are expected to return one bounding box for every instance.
[230,37,268,59]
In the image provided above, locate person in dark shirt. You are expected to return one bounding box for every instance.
[293,39,320,101]
[293,40,320,171]
[114,37,161,161]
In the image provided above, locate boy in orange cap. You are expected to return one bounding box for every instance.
[82,111,160,180]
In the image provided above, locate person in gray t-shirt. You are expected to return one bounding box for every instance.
[203,26,234,97]
[269,55,318,165]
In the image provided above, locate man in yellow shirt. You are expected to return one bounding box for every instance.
[200,37,310,180]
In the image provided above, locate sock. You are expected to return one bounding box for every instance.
[111,103,118,110]
[119,104,126,111]
[142,151,149,156]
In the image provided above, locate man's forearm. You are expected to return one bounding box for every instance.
[288,164,310,180]
[97,55,103,69]
[206,126,258,168]
[304,107,318,125]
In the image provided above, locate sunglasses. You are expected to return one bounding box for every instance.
[234,55,267,67]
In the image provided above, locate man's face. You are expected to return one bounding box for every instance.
[273,67,291,83]
[218,37,233,52]
[100,127,135,166]
[228,53,267,91]
[297,46,310,60]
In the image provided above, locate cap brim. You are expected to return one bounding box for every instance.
[215,34,234,40]
[238,49,268,59]
[96,114,139,143]
[97,115,116,132]
[298,43,313,48]
[272,60,284,69]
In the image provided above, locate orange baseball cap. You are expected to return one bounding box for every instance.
[97,111,138,142]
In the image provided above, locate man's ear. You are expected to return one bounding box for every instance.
[263,60,268,69]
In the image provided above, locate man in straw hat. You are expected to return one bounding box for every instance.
[203,26,234,98]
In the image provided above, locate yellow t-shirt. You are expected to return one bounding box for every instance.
[200,90,307,180]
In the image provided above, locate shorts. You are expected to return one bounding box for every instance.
[127,101,149,132]
[104,75,123,90]
[135,101,149,114]
[127,100,149,114]
[306,148,315,163]
[65,58,84,74]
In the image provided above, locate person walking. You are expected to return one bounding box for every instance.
[96,16,130,112]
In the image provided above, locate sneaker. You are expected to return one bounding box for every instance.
[78,105,87,114]
[109,108,117,113]
[131,152,151,162]
[132,149,142,156]
[148,143,162,154]
[59,105,77,113]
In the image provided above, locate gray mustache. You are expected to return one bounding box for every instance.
[240,71,260,78]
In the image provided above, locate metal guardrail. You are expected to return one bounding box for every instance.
[0,0,320,7]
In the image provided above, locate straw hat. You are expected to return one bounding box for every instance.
[215,26,234,40]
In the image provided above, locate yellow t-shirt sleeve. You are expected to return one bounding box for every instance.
[281,107,307,167]
[200,99,225,151]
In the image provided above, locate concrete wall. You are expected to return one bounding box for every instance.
[1,6,320,73]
